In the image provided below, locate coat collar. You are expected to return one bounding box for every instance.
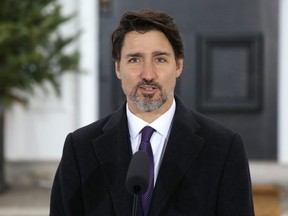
[150,96,205,215]
[93,105,133,215]
[93,97,205,215]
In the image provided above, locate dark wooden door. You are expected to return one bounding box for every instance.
[99,0,278,160]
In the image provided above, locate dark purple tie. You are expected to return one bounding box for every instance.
[139,126,155,216]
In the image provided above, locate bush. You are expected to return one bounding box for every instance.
[0,0,80,107]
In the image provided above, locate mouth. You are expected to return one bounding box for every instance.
[139,85,158,94]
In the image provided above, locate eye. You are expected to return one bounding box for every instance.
[128,58,139,63]
[155,57,167,63]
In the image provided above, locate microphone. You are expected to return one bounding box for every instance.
[126,151,150,216]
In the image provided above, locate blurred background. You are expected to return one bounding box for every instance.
[0,0,288,215]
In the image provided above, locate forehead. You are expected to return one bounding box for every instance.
[121,30,174,56]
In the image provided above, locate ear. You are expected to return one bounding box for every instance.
[176,58,184,78]
[115,61,121,80]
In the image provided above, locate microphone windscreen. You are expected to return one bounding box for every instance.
[126,150,150,195]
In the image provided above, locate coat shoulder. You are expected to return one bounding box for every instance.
[175,96,237,139]
[192,110,236,137]
[69,105,126,148]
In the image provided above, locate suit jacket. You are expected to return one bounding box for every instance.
[50,97,254,216]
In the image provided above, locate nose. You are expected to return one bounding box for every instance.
[140,60,156,81]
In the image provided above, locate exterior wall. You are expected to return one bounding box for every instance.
[278,0,288,163]
[4,0,98,161]
[3,0,288,163]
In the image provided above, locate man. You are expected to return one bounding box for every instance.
[50,9,255,216]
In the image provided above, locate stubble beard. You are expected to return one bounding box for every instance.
[124,81,173,112]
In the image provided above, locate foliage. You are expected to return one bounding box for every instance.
[0,0,80,107]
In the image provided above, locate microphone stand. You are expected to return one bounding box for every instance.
[132,185,141,216]
[132,193,139,216]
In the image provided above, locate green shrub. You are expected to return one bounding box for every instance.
[0,0,80,107]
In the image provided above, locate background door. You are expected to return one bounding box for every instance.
[99,0,278,160]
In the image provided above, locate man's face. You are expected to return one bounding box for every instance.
[115,30,183,114]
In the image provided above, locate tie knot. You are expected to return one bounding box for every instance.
[141,126,155,143]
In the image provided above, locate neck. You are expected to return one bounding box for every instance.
[127,98,174,123]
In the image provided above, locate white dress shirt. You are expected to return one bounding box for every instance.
[126,100,176,185]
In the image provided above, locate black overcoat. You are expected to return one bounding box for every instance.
[50,97,254,216]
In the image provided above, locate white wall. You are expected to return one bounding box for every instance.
[4,0,98,161]
[278,0,288,163]
[77,0,99,127]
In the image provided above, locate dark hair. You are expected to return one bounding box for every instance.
[111,9,184,61]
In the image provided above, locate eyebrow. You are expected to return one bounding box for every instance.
[124,52,143,59]
[124,51,172,59]
[152,51,172,57]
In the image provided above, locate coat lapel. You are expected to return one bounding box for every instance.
[150,98,206,215]
[92,98,205,215]
[93,105,133,215]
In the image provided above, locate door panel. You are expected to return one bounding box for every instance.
[99,0,278,160]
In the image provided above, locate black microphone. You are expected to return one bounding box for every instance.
[126,151,150,216]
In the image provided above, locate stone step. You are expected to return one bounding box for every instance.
[0,186,50,216]
[0,208,48,216]
[253,185,281,216]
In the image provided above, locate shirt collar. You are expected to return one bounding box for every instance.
[126,99,176,140]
